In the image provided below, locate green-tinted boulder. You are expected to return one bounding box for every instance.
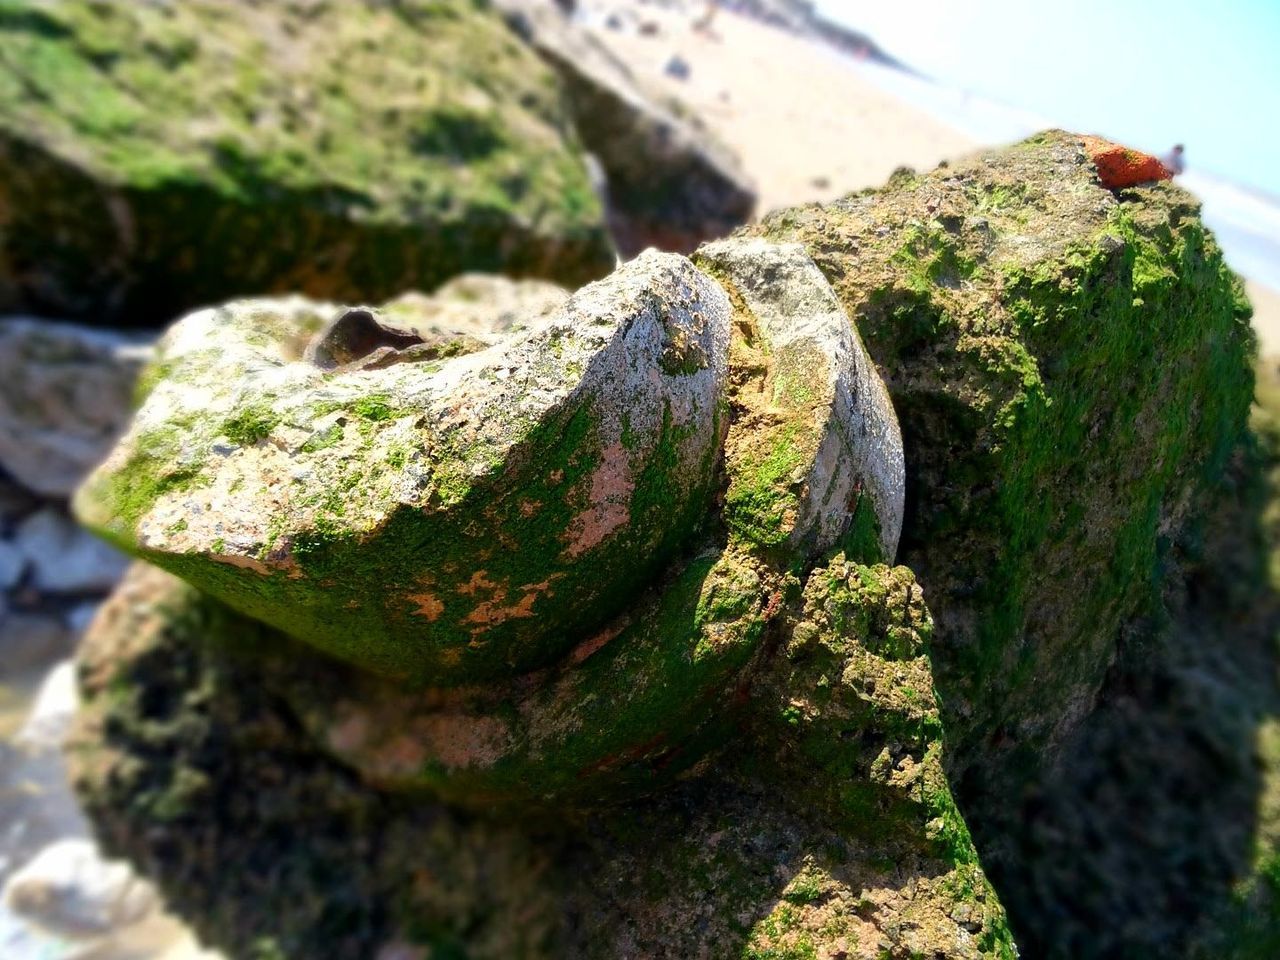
[750,128,1259,956]
[74,253,732,683]
[752,128,1255,776]
[68,559,1015,959]
[0,0,614,326]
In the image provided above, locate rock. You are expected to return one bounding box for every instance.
[0,319,151,497]
[76,255,733,683]
[749,130,1257,954]
[0,539,24,590]
[0,0,615,327]
[14,660,78,754]
[2,839,156,938]
[67,561,1017,959]
[495,0,757,256]
[14,508,129,594]
[695,237,905,560]
[68,128,1256,960]
[750,128,1254,767]
[0,613,72,677]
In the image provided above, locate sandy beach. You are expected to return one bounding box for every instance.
[587,2,1280,355]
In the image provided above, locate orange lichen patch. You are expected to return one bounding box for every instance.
[406,590,444,621]
[1080,135,1171,189]
[464,577,558,627]
[563,443,635,558]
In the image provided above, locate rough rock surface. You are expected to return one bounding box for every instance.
[76,254,733,683]
[496,0,757,256]
[748,129,1261,955]
[0,0,615,326]
[0,319,151,497]
[68,561,1014,959]
[65,129,1267,959]
[696,236,905,560]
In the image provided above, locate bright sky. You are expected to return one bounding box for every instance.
[816,0,1280,197]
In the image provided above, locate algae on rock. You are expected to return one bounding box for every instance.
[748,128,1261,957]
[69,559,1016,959]
[752,128,1255,788]
[0,0,615,325]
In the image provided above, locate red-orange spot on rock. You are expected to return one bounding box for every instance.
[1081,135,1171,189]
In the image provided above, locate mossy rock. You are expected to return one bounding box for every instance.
[751,128,1256,791]
[74,253,731,684]
[0,0,615,325]
[68,559,1016,959]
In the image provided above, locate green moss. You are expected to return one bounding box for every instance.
[0,0,613,326]
[222,403,279,446]
[756,130,1256,787]
[724,424,806,549]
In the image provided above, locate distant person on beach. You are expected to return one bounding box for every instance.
[1161,144,1186,176]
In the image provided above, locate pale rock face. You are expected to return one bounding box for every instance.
[696,237,905,561]
[14,660,79,754]
[75,256,732,683]
[14,508,130,594]
[0,320,152,498]
[2,839,156,938]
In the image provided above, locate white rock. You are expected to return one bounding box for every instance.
[0,539,25,590]
[2,839,157,938]
[0,319,152,498]
[15,661,79,753]
[14,508,129,594]
[696,237,906,560]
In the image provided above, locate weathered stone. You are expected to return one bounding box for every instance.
[696,237,905,560]
[751,129,1255,769]
[75,254,732,683]
[14,508,129,594]
[0,0,615,327]
[747,129,1258,955]
[67,561,1017,959]
[495,0,757,256]
[0,319,151,498]
[2,839,156,938]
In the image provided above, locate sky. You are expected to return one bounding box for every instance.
[815,0,1280,198]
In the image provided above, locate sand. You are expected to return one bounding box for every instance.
[586,2,1280,356]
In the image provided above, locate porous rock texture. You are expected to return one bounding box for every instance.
[495,0,758,256]
[76,252,734,683]
[69,559,1013,960]
[66,130,1273,959]
[749,129,1272,956]
[0,0,615,326]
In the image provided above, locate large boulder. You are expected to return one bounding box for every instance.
[68,129,1262,959]
[0,0,615,326]
[748,130,1260,954]
[75,253,736,683]
[68,559,1014,959]
[750,128,1254,771]
[496,0,757,256]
